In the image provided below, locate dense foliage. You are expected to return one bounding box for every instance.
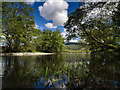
[2,2,64,53]
[64,2,120,52]
[36,29,65,53]
[2,2,37,52]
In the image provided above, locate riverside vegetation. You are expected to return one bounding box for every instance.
[2,2,120,53]
[1,1,120,89]
[1,2,65,53]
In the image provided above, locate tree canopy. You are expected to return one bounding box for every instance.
[2,2,38,52]
[36,29,65,53]
[64,1,120,52]
[2,2,65,53]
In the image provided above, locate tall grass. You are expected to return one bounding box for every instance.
[42,59,90,88]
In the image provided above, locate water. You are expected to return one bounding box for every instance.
[1,52,120,89]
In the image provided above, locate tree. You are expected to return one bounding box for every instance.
[36,29,65,53]
[50,30,65,52]
[64,2,120,52]
[112,1,120,26]
[2,2,37,52]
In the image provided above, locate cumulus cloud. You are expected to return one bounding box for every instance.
[45,23,57,28]
[38,0,68,28]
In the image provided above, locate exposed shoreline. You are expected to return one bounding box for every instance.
[0,52,90,56]
[0,52,55,56]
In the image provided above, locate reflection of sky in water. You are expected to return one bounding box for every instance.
[1,53,120,88]
[87,61,90,64]
[33,77,46,88]
[33,74,68,88]
[0,62,2,77]
[113,81,119,88]
[0,57,4,77]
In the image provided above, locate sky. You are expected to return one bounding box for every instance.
[29,0,80,42]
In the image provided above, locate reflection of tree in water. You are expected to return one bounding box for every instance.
[86,52,120,88]
[33,54,67,88]
[2,54,67,88]
[2,52,120,88]
[33,52,120,88]
[66,51,120,88]
[2,56,38,88]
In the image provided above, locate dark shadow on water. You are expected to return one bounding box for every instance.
[1,51,120,89]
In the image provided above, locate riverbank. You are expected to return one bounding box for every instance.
[63,49,90,53]
[0,52,55,56]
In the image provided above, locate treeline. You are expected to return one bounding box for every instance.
[35,29,65,53]
[2,2,65,53]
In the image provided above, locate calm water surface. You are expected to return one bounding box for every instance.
[1,52,120,89]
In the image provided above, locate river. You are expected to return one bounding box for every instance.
[1,52,120,89]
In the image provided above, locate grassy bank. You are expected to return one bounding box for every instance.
[64,44,90,53]
[63,49,90,53]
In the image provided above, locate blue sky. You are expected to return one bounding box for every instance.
[31,2,80,34]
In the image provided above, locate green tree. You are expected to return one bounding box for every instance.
[2,2,37,52]
[36,29,65,53]
[112,1,120,26]
[64,2,120,52]
[50,30,65,52]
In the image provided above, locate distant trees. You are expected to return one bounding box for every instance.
[36,29,65,53]
[64,2,120,52]
[2,2,65,53]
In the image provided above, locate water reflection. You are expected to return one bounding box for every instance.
[1,52,120,89]
[85,52,120,88]
[2,54,67,88]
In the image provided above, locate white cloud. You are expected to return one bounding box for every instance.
[45,23,57,28]
[61,28,68,38]
[69,39,78,43]
[34,23,39,29]
[38,0,68,27]
[26,0,35,5]
[26,0,41,4]
[61,29,79,43]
